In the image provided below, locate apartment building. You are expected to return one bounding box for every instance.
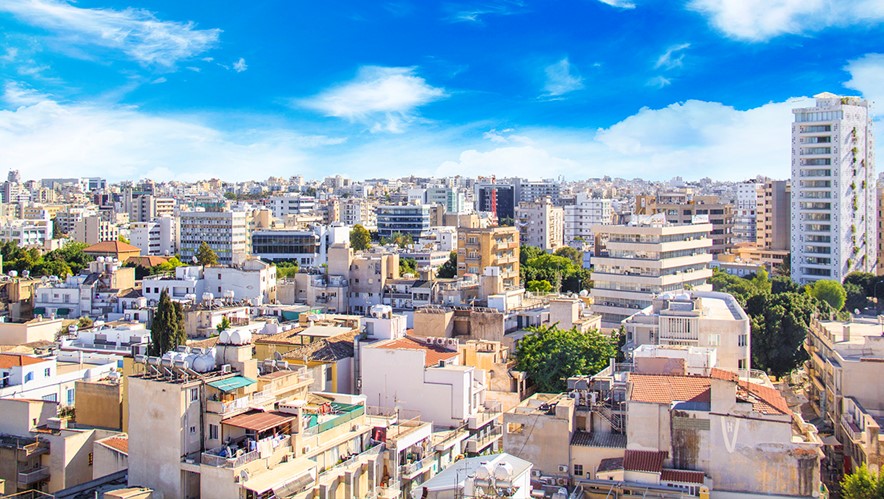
[0,218,52,248]
[878,182,884,275]
[179,210,249,266]
[457,227,520,289]
[791,92,877,283]
[34,260,136,319]
[340,197,376,228]
[71,215,119,245]
[620,291,751,375]
[251,224,349,267]
[269,193,316,218]
[590,220,713,329]
[804,317,884,473]
[143,260,276,307]
[635,195,734,255]
[515,197,564,252]
[733,181,762,244]
[475,184,516,220]
[129,216,177,256]
[126,334,384,499]
[564,194,612,249]
[376,205,432,239]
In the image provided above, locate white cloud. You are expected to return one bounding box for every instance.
[596,0,636,9]
[233,57,248,73]
[446,1,526,24]
[0,0,220,66]
[0,86,345,182]
[0,47,19,62]
[655,43,690,70]
[299,66,445,133]
[542,58,584,98]
[647,76,671,88]
[688,0,884,41]
[844,53,884,116]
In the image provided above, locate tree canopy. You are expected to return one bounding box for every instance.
[149,289,186,356]
[274,261,299,280]
[808,279,847,312]
[520,247,591,293]
[514,325,617,392]
[0,240,91,278]
[399,257,417,276]
[195,242,219,266]
[350,224,371,251]
[841,463,884,498]
[436,252,457,279]
[553,246,582,267]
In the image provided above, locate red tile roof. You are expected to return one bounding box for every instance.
[661,469,705,484]
[83,241,141,254]
[375,336,459,367]
[629,374,711,405]
[623,450,666,473]
[98,435,129,455]
[737,381,790,415]
[710,368,738,382]
[0,354,48,369]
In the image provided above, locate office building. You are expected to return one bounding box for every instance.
[376,205,431,239]
[179,210,249,266]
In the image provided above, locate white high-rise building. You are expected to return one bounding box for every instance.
[733,182,762,244]
[791,93,876,284]
[179,210,249,265]
[564,193,613,248]
[130,216,178,256]
[515,197,564,252]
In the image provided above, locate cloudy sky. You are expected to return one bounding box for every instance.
[1,0,883,183]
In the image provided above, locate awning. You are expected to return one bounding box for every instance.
[33,307,45,316]
[223,411,295,432]
[242,458,316,494]
[207,375,256,393]
[56,308,70,316]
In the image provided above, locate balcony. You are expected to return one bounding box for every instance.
[841,415,864,444]
[206,390,276,416]
[18,466,50,485]
[468,403,502,430]
[200,435,291,468]
[465,425,503,454]
[400,454,436,478]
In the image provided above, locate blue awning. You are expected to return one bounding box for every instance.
[207,376,256,392]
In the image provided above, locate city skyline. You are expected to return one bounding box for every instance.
[0,0,883,182]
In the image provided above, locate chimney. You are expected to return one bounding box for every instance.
[843,324,851,342]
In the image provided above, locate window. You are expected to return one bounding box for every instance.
[190,387,199,402]
[574,464,584,476]
[24,372,33,383]
[738,359,747,370]
[325,367,333,382]
[209,424,219,440]
[189,426,197,435]
[67,389,74,406]
[44,368,51,377]
[507,423,524,434]
[738,334,748,347]
[708,334,720,347]
[88,452,93,466]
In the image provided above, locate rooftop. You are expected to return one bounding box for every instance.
[623,449,666,473]
[97,434,129,455]
[629,372,789,416]
[83,241,141,254]
[0,353,49,369]
[371,336,459,367]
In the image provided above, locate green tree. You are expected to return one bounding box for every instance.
[437,252,457,278]
[771,275,799,294]
[750,268,772,295]
[350,224,372,251]
[51,218,63,239]
[526,280,553,293]
[553,246,583,267]
[710,268,758,304]
[399,257,417,276]
[745,291,816,377]
[844,272,877,297]
[844,282,869,313]
[386,232,413,249]
[809,279,847,312]
[77,316,94,329]
[118,234,130,244]
[515,325,617,393]
[149,290,187,356]
[216,316,231,334]
[519,245,545,265]
[274,261,299,280]
[775,254,790,277]
[44,242,91,274]
[33,260,73,279]
[195,241,219,266]
[498,217,515,227]
[841,463,884,498]
[522,253,590,293]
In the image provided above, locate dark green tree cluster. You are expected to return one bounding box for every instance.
[436,252,457,278]
[0,241,93,278]
[381,232,413,249]
[148,290,186,356]
[520,245,591,293]
[514,325,617,393]
[127,256,185,279]
[840,464,884,498]
[399,257,417,276]
[195,241,219,266]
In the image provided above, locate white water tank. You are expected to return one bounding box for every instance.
[219,329,231,345]
[192,353,215,373]
[494,462,514,482]
[229,329,252,345]
[475,462,494,480]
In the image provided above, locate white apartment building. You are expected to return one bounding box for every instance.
[129,216,177,256]
[515,197,564,252]
[179,210,249,266]
[0,353,117,405]
[143,260,276,306]
[791,92,877,283]
[733,181,762,244]
[72,215,119,245]
[341,197,376,228]
[621,291,751,375]
[269,193,316,218]
[590,219,713,329]
[564,194,613,248]
[0,217,52,247]
[419,226,458,252]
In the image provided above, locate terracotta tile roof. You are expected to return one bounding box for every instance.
[661,468,705,484]
[597,457,624,473]
[375,336,459,367]
[0,354,48,369]
[623,450,666,473]
[253,328,308,345]
[737,381,790,415]
[98,435,129,455]
[83,241,141,254]
[281,331,357,362]
[629,374,711,405]
[710,368,738,381]
[126,255,169,267]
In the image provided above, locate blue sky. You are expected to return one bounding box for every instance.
[1,0,883,183]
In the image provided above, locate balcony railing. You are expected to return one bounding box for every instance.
[206,390,275,416]
[18,466,50,485]
[400,454,436,477]
[318,443,384,477]
[200,435,290,468]
[841,415,865,444]
[465,425,503,453]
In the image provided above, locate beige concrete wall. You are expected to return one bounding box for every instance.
[0,318,62,345]
[93,442,128,480]
[412,310,453,338]
[571,444,625,479]
[75,380,123,430]
[503,399,573,475]
[44,428,99,493]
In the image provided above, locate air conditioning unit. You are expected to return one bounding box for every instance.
[557,465,568,473]
[302,445,312,454]
[221,364,232,373]
[556,478,568,486]
[531,470,542,478]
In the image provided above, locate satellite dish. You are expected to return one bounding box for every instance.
[240,470,249,482]
[273,351,283,361]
